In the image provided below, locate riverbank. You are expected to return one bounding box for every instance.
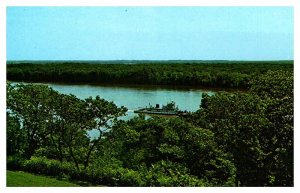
[7,61,293,89]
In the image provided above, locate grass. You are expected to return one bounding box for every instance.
[7,170,80,187]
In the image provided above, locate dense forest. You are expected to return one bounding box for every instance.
[6,62,293,186]
[7,61,293,89]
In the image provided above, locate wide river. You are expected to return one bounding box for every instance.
[43,83,215,117]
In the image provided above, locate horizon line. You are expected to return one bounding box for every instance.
[7,59,294,62]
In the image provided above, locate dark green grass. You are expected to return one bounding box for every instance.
[7,170,80,187]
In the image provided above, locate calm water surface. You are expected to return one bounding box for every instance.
[45,83,215,118]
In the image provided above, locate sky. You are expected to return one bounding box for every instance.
[6,7,294,61]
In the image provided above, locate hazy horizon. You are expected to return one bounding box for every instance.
[6,59,294,62]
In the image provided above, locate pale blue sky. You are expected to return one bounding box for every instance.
[7,7,293,60]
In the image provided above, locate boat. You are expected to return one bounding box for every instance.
[134,108,179,115]
[134,101,188,116]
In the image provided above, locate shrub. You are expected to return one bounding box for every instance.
[142,160,207,187]
[116,167,145,186]
[17,156,144,186]
[22,156,75,177]
[7,156,25,171]
[7,156,210,186]
[23,157,50,175]
[46,159,64,176]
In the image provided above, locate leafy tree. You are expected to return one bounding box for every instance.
[106,117,236,186]
[188,70,293,186]
[7,83,127,171]
[82,96,127,169]
[250,70,293,99]
[191,92,269,186]
[250,70,293,186]
[7,83,60,158]
[7,112,24,156]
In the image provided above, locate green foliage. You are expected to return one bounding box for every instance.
[187,70,293,186]
[106,117,236,186]
[7,112,25,156]
[7,83,62,158]
[6,66,293,187]
[8,156,144,186]
[23,156,63,176]
[143,160,206,186]
[7,156,26,171]
[162,101,179,111]
[250,70,293,99]
[7,82,127,170]
[7,61,293,88]
[250,70,293,186]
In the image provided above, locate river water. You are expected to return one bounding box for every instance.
[45,83,215,116]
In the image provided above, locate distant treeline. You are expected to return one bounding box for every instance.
[7,61,293,88]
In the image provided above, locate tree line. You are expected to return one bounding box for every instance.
[7,61,293,88]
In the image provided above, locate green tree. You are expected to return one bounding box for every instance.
[188,70,293,186]
[192,93,269,186]
[106,117,236,186]
[7,83,60,158]
[7,83,127,171]
[7,112,24,156]
[250,70,293,186]
[82,96,127,169]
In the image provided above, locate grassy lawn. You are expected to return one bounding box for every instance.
[7,170,80,187]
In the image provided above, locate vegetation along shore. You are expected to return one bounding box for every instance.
[6,61,293,186]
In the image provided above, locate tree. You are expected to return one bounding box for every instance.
[191,92,268,186]
[250,70,293,186]
[7,83,61,158]
[7,83,127,171]
[7,112,24,156]
[106,117,236,186]
[82,96,127,169]
[187,70,293,186]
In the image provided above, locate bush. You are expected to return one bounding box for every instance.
[7,156,25,171]
[7,156,220,186]
[23,157,53,175]
[141,160,207,187]
[116,167,145,186]
[22,156,76,177]
[15,156,144,186]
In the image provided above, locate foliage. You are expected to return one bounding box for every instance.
[7,155,203,187]
[250,70,293,186]
[7,61,293,88]
[142,160,206,186]
[7,82,127,170]
[162,101,179,111]
[105,117,236,186]
[6,67,293,186]
[250,70,293,99]
[7,156,25,171]
[7,83,60,158]
[7,112,25,156]
[187,70,293,186]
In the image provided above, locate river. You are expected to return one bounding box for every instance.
[44,83,215,115]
